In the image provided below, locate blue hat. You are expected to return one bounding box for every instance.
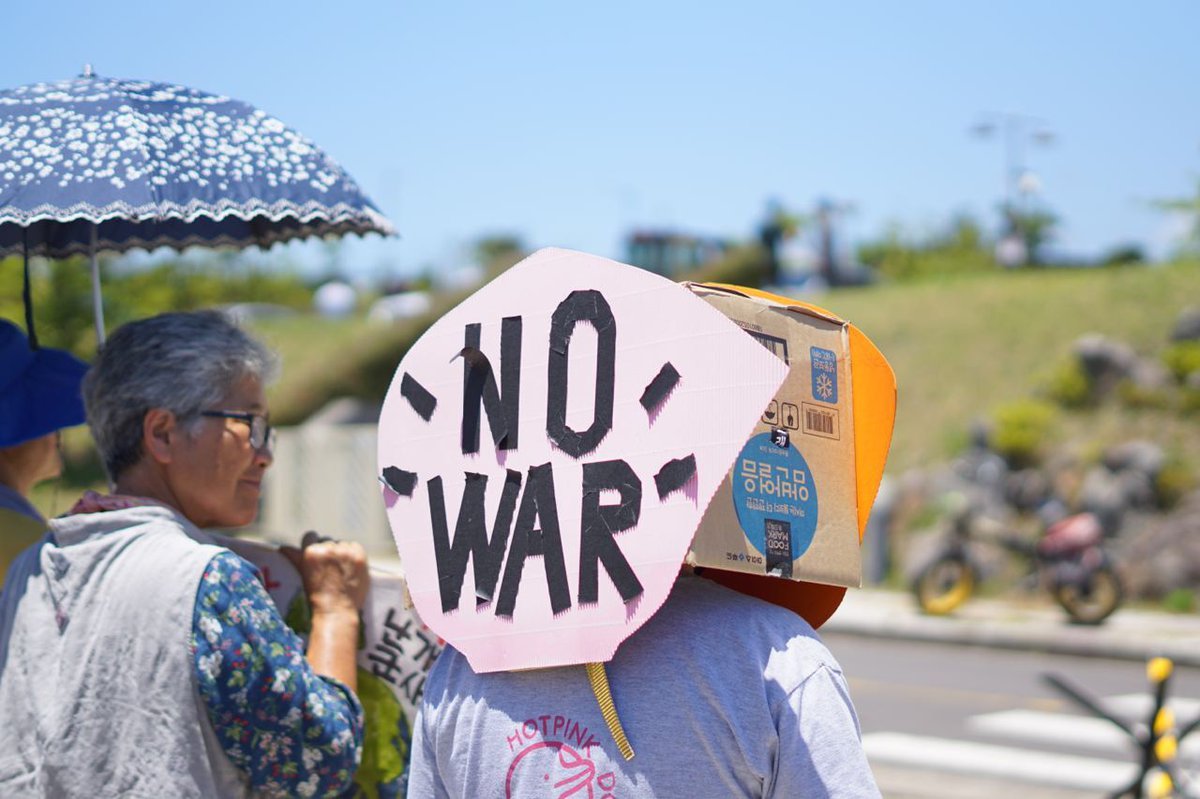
[0,320,89,448]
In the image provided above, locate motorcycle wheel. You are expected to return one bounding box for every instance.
[913,555,975,616]
[1054,563,1123,625]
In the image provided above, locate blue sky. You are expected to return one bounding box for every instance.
[6,1,1199,278]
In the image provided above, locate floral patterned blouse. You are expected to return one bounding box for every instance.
[193,551,365,797]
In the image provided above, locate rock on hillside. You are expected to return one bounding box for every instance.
[1119,489,1200,599]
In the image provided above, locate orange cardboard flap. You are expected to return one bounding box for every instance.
[690,283,897,628]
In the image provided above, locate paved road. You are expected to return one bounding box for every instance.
[826,589,1200,666]
[824,632,1200,798]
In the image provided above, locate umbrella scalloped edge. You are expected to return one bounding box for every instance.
[0,200,396,258]
[0,217,393,259]
[0,197,394,231]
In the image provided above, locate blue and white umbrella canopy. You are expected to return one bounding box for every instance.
[0,70,395,258]
[0,70,395,342]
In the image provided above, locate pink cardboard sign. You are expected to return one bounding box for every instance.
[378,248,787,672]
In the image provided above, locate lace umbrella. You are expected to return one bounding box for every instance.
[0,67,395,343]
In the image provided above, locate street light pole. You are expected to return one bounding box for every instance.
[971,112,1055,265]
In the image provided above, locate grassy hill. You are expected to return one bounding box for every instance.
[254,260,1200,477]
[820,261,1200,472]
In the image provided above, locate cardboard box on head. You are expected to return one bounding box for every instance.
[684,283,897,629]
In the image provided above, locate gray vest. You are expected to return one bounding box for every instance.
[0,505,251,798]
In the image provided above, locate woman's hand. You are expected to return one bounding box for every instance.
[283,531,370,692]
[294,531,370,616]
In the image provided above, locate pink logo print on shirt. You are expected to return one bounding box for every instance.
[505,741,617,799]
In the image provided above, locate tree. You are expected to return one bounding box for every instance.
[1002,204,1059,267]
[2,256,313,358]
[1155,178,1200,256]
[757,200,807,285]
[473,235,526,275]
[855,214,993,280]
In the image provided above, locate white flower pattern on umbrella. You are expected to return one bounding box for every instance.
[0,72,393,259]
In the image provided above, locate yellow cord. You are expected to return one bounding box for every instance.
[586,662,635,760]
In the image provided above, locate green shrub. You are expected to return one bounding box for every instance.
[1163,342,1200,382]
[990,400,1058,468]
[692,244,770,288]
[1,255,315,359]
[1155,457,1196,509]
[856,215,995,281]
[1182,386,1200,414]
[1042,358,1093,408]
[1162,588,1196,614]
[1117,379,1170,410]
[940,427,973,459]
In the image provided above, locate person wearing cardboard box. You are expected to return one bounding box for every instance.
[377,250,895,798]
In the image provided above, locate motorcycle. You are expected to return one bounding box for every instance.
[911,504,1123,625]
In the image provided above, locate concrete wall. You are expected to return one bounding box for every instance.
[257,424,397,556]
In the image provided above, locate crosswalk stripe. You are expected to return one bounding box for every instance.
[968,709,1128,752]
[968,708,1200,759]
[863,731,1137,793]
[1104,694,1200,721]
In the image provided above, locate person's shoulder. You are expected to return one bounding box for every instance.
[419,643,474,710]
[199,549,263,589]
[657,572,841,682]
[0,507,47,561]
[0,506,46,535]
[50,504,190,543]
[1,515,48,591]
[668,571,820,637]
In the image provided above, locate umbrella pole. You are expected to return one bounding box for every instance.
[22,231,38,349]
[89,224,106,346]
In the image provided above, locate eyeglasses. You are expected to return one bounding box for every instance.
[200,410,275,451]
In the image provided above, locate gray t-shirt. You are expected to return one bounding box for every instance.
[408,572,880,798]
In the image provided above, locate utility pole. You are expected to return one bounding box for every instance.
[814,197,855,286]
[971,112,1055,266]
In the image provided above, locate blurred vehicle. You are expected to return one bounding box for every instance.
[367,290,433,323]
[221,303,299,324]
[912,501,1123,625]
[624,230,727,277]
[314,280,358,318]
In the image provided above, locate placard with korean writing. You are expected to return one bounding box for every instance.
[216,536,441,795]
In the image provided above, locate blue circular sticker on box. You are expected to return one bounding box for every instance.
[731,432,819,573]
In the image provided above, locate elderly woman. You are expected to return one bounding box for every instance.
[0,311,368,798]
[0,319,89,586]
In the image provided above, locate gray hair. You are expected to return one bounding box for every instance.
[83,310,279,481]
